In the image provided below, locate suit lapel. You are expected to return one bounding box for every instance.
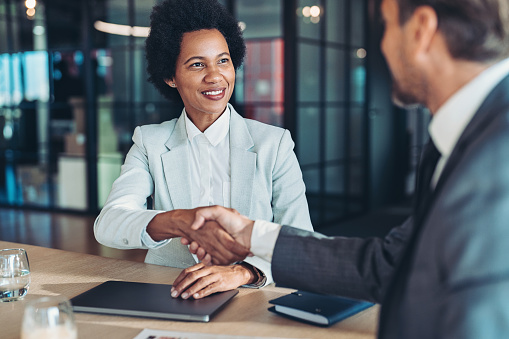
[161,114,193,209]
[412,75,509,227]
[434,74,509,196]
[229,106,257,217]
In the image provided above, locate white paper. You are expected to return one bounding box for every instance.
[133,328,301,339]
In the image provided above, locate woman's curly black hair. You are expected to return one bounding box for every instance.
[145,0,246,101]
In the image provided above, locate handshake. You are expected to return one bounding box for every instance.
[177,205,256,265]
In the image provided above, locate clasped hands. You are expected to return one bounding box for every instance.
[183,205,255,264]
[147,206,255,299]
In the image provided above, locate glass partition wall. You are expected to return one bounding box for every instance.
[0,0,369,229]
[293,0,368,226]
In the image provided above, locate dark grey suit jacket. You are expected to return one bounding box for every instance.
[272,75,509,338]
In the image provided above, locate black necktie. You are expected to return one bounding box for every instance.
[414,139,441,220]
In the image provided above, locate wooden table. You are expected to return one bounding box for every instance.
[0,241,379,339]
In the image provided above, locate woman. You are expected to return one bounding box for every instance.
[94,0,312,299]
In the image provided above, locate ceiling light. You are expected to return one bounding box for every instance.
[25,0,36,9]
[33,25,45,35]
[356,48,367,59]
[302,6,311,17]
[94,20,150,37]
[310,6,320,17]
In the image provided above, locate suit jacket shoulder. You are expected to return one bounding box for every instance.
[242,117,286,139]
[135,119,179,148]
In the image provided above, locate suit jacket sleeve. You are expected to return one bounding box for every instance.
[270,129,313,231]
[94,126,162,249]
[243,129,313,287]
[271,216,414,303]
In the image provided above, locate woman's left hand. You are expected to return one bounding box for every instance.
[171,262,256,299]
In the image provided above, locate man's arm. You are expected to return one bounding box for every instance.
[271,220,412,303]
[188,205,413,303]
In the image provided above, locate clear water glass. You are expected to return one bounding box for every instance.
[0,248,30,302]
[21,295,78,339]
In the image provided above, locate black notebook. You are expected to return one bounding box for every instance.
[269,290,373,326]
[70,280,238,322]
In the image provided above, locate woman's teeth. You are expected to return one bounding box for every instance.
[202,90,223,95]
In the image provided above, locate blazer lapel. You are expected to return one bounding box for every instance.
[229,105,257,217]
[161,114,193,209]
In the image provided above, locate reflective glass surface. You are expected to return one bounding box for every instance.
[351,50,366,102]
[0,51,53,207]
[349,161,364,196]
[236,0,281,39]
[351,0,365,46]
[325,107,345,162]
[0,0,369,222]
[295,0,368,226]
[297,43,320,102]
[325,165,344,194]
[297,106,320,166]
[297,0,322,40]
[325,0,346,43]
[349,107,364,158]
[242,40,284,104]
[302,168,320,194]
[326,47,346,103]
[243,104,283,127]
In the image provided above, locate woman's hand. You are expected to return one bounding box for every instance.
[171,262,256,299]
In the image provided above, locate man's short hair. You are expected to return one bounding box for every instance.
[396,0,509,62]
[145,0,246,101]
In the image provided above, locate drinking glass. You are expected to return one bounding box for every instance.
[0,248,30,302]
[21,295,78,339]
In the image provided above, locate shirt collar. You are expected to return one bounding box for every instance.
[429,57,509,158]
[184,105,230,146]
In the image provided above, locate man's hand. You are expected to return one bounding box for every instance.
[190,206,255,249]
[146,208,250,265]
[183,221,250,265]
[170,262,256,299]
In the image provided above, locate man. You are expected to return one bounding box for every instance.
[172,0,509,337]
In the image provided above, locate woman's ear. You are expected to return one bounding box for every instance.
[164,79,177,88]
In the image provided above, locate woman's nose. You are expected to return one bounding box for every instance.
[204,66,222,83]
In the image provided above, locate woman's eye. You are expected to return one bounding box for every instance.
[191,62,204,68]
[218,58,229,64]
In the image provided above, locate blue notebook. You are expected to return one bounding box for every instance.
[268,290,373,327]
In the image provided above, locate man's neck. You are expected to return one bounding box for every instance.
[426,59,494,115]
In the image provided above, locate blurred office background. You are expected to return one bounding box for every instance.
[0,0,430,236]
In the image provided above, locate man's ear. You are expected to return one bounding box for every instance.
[405,6,438,57]
[164,78,177,88]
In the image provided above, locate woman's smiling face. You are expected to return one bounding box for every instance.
[168,29,235,121]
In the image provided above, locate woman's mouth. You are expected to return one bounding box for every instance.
[201,88,226,100]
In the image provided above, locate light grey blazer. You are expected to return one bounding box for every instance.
[94,104,313,285]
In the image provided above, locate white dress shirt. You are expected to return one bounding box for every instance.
[185,107,231,208]
[429,57,509,187]
[251,57,509,263]
[141,106,231,248]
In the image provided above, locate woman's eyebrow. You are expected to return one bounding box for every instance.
[183,52,230,65]
[183,56,205,65]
